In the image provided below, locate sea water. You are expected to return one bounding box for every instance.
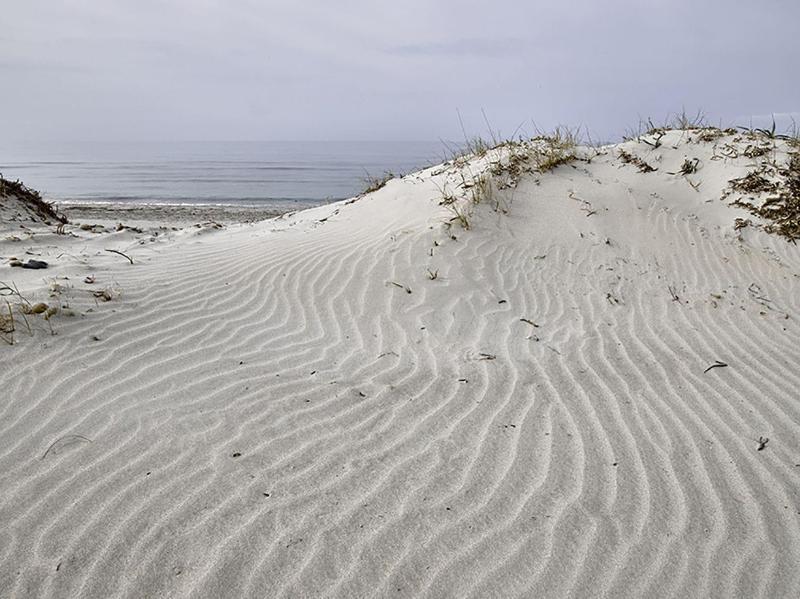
[0,141,452,211]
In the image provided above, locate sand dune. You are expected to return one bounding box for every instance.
[1,129,799,598]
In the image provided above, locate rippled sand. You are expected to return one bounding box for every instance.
[1,130,799,598]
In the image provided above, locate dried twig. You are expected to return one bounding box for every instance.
[686,178,702,192]
[41,434,92,460]
[388,281,412,294]
[703,360,728,374]
[105,249,133,264]
[641,131,666,148]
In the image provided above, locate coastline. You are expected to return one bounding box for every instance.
[56,201,317,228]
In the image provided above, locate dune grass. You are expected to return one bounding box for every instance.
[361,171,396,195]
[0,174,66,224]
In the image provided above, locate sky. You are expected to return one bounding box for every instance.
[1,0,798,142]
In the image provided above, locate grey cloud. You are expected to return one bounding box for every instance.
[388,38,524,58]
[0,0,797,143]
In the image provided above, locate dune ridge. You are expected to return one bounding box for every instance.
[1,129,799,598]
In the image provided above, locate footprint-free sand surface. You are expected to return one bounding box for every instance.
[1,130,799,598]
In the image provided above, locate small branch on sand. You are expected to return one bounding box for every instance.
[519,318,539,327]
[757,436,769,451]
[388,281,412,294]
[478,353,496,360]
[668,285,680,302]
[105,249,133,265]
[703,360,728,374]
[640,131,665,148]
[41,434,93,460]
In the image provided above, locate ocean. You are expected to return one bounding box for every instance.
[0,141,452,211]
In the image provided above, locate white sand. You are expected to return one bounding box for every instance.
[1,130,799,598]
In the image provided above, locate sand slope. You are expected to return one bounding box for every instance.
[1,130,799,598]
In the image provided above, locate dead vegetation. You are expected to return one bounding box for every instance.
[729,172,778,195]
[743,144,771,158]
[626,110,710,139]
[488,127,579,182]
[625,110,738,146]
[0,174,66,224]
[673,158,700,176]
[728,151,800,241]
[737,117,795,142]
[105,248,134,265]
[437,127,581,230]
[618,149,656,173]
[0,273,112,343]
[694,128,736,143]
[361,172,396,195]
[447,115,799,242]
[0,281,33,344]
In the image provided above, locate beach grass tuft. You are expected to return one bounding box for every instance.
[361,171,396,195]
[0,174,66,224]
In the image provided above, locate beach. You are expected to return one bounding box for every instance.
[57,202,291,229]
[1,128,799,597]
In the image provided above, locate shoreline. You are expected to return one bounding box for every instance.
[56,200,328,227]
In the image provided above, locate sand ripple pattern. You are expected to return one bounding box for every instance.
[1,155,800,598]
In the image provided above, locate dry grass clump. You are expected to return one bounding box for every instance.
[757,152,800,240]
[618,149,657,173]
[626,110,706,139]
[0,174,66,224]
[730,171,778,194]
[0,279,73,343]
[486,127,579,187]
[447,203,472,230]
[488,142,535,184]
[437,126,580,229]
[679,158,699,175]
[625,110,738,146]
[737,118,795,142]
[439,171,498,230]
[361,172,396,195]
[530,128,580,171]
[461,136,492,158]
[694,128,737,143]
[729,152,800,241]
[0,281,30,344]
[742,144,771,158]
[464,172,495,206]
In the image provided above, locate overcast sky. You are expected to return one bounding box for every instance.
[2,0,798,142]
